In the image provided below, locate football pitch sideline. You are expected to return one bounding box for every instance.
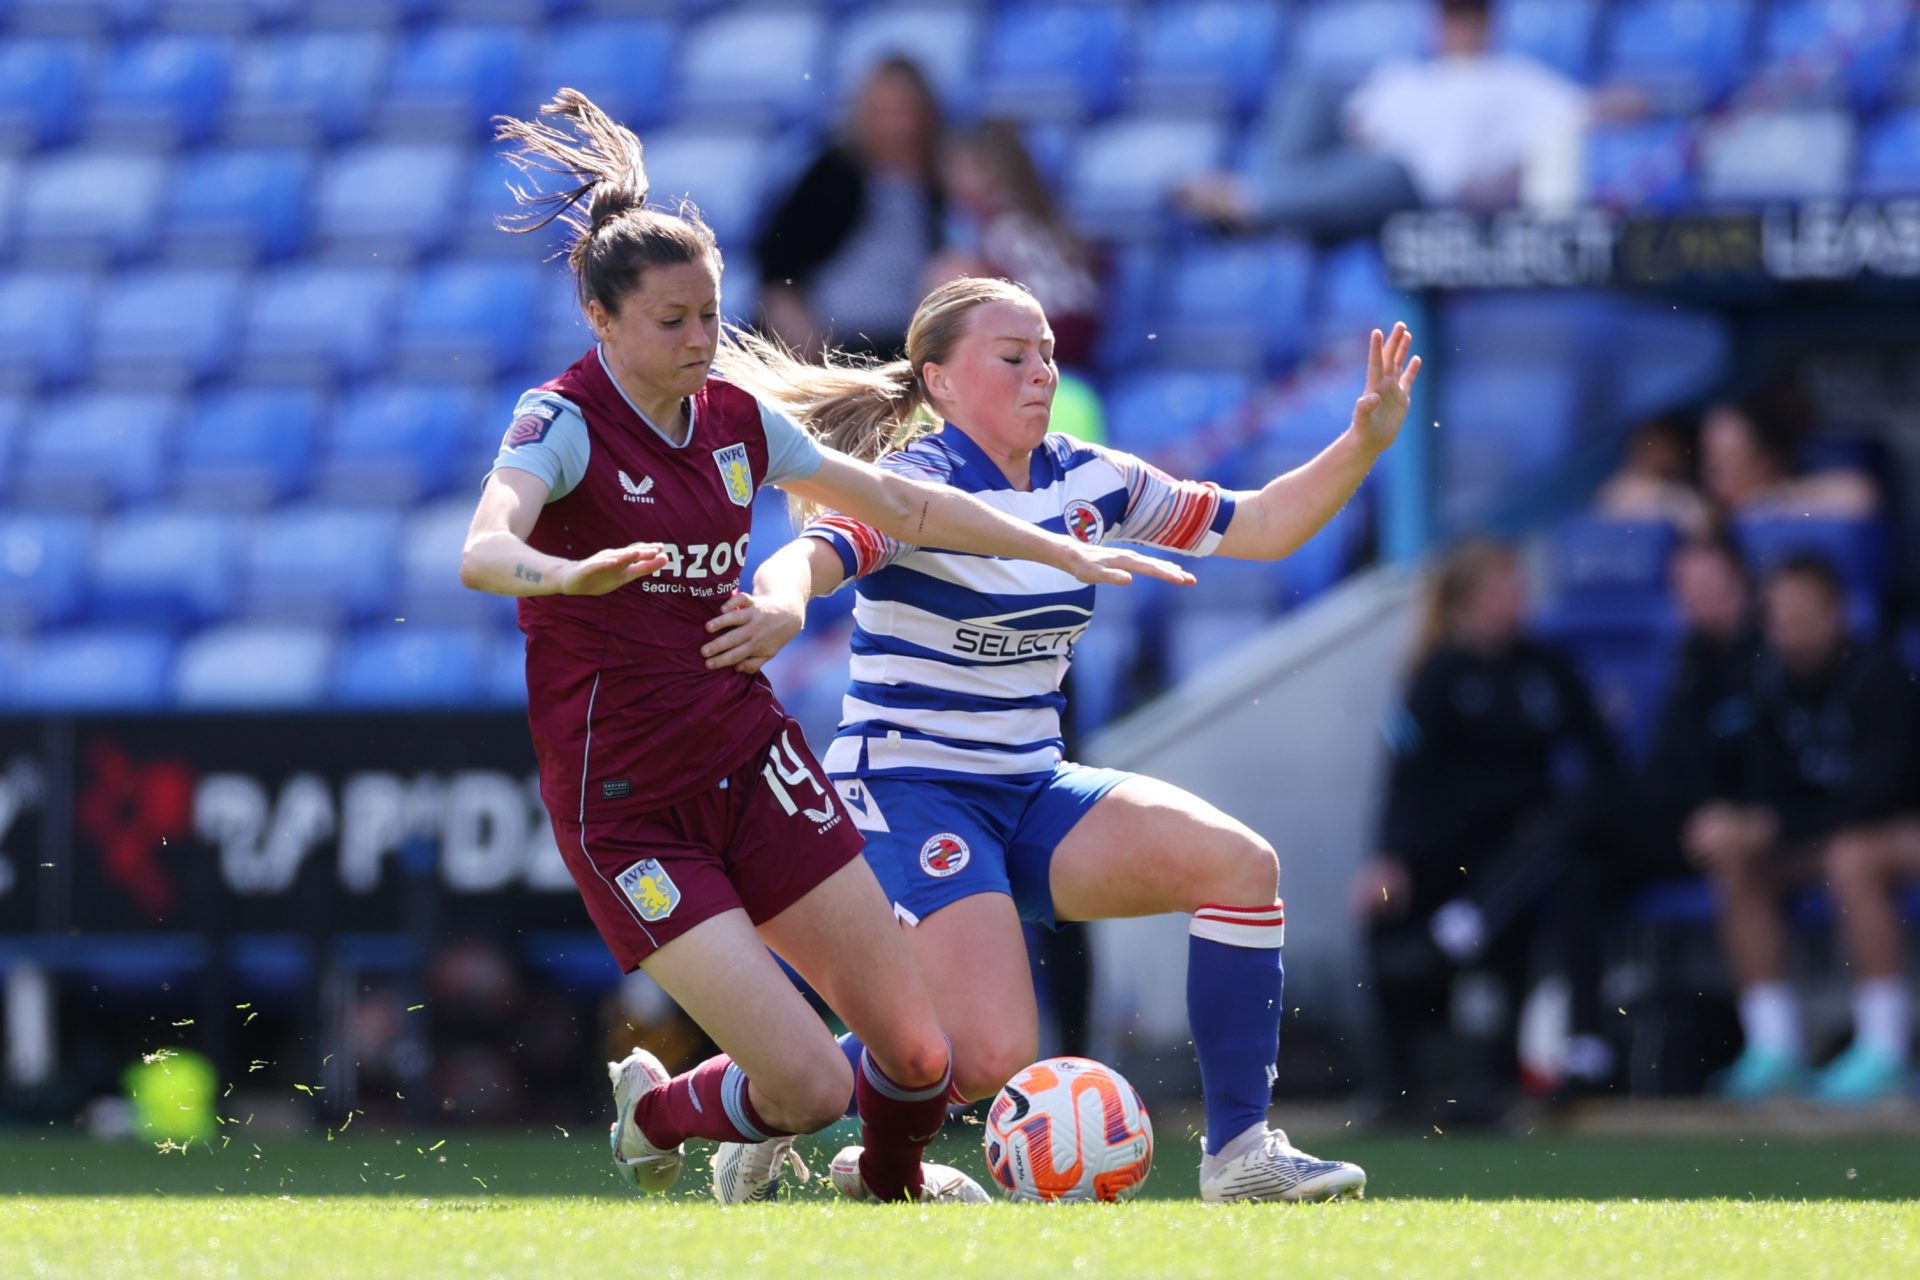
[4,1130,1917,1279]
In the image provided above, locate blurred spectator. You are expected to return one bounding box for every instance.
[929,120,1103,368]
[753,57,945,360]
[1356,540,1619,1121]
[1593,415,1712,536]
[1700,390,1879,521]
[1178,0,1594,239]
[1691,554,1916,1104]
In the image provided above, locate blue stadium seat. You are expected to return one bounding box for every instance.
[174,622,335,708]
[89,34,235,145]
[8,628,176,711]
[12,390,178,510]
[486,627,527,706]
[392,260,542,376]
[1548,516,1679,635]
[91,268,246,385]
[8,0,161,36]
[1310,240,1409,347]
[17,153,169,265]
[0,38,91,149]
[1858,108,1920,196]
[1585,118,1696,208]
[88,508,241,625]
[314,142,465,258]
[0,271,96,391]
[318,382,482,505]
[226,29,391,143]
[380,24,534,139]
[1105,369,1258,456]
[1274,497,1366,607]
[242,506,402,623]
[640,126,775,246]
[1600,0,1757,111]
[1131,1,1286,116]
[398,500,504,624]
[1732,515,1886,626]
[1291,0,1430,87]
[240,264,402,381]
[532,276,596,381]
[1564,633,1671,757]
[981,3,1132,120]
[1067,115,1229,239]
[175,387,322,509]
[1157,237,1315,370]
[679,8,829,122]
[834,5,981,107]
[163,147,312,263]
[0,514,92,630]
[531,18,677,129]
[1699,109,1854,201]
[332,624,491,707]
[1436,362,1582,526]
[1758,0,1909,111]
[1494,0,1602,81]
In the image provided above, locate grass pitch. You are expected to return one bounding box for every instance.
[4,1129,1917,1279]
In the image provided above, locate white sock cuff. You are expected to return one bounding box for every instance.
[1190,900,1285,949]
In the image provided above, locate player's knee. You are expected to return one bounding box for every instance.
[759,1053,854,1135]
[953,1036,1034,1103]
[868,1034,951,1092]
[1197,834,1279,910]
[1824,832,1882,896]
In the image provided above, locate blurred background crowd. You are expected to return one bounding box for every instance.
[1,0,1917,1138]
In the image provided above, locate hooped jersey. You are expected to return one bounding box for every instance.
[803,428,1236,781]
[493,346,822,819]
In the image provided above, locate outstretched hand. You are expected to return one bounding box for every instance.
[1350,322,1422,457]
[1056,541,1196,588]
[558,544,668,596]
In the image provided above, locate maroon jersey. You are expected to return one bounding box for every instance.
[499,348,816,822]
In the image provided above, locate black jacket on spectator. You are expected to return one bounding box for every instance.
[1643,629,1767,812]
[1748,643,1916,842]
[1381,640,1619,877]
[752,145,944,291]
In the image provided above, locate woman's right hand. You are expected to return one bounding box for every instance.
[1051,539,1197,588]
[558,544,669,596]
[1352,857,1411,921]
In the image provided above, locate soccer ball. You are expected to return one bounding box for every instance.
[982,1056,1153,1202]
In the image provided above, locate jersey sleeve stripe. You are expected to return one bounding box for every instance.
[805,515,904,578]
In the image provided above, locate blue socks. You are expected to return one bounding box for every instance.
[1186,902,1287,1155]
[837,1032,864,1118]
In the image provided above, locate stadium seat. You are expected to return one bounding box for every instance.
[639,126,775,246]
[314,142,465,259]
[1130,1,1286,116]
[0,271,96,391]
[1732,515,1886,626]
[0,38,91,149]
[379,24,534,140]
[0,514,92,630]
[175,386,323,509]
[486,628,527,706]
[89,34,235,146]
[1157,237,1315,370]
[332,624,491,706]
[392,259,543,376]
[833,5,981,107]
[1310,240,1409,348]
[1757,0,1909,111]
[17,152,169,265]
[240,264,403,382]
[1858,108,1920,196]
[12,390,179,511]
[7,0,162,37]
[980,3,1132,120]
[1494,0,1602,81]
[1563,633,1671,757]
[242,506,403,623]
[225,29,391,144]
[317,381,482,505]
[1105,369,1258,457]
[1436,362,1582,526]
[1584,118,1697,209]
[90,268,246,386]
[1600,0,1757,111]
[1275,498,1365,607]
[8,628,176,711]
[173,622,335,707]
[1698,109,1855,201]
[88,508,242,626]
[163,147,313,263]
[1066,115,1229,240]
[1290,0,1430,87]
[1548,516,1679,635]
[529,18,676,130]
[678,8,829,122]
[397,499,506,624]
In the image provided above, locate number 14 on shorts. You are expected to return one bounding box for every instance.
[762,731,840,829]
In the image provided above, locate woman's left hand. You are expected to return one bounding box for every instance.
[1350,322,1422,457]
[1053,541,1197,588]
[701,590,805,674]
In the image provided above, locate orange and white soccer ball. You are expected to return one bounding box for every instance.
[982,1056,1153,1202]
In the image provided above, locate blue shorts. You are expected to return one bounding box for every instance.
[830,764,1133,930]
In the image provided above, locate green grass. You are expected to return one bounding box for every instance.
[4,1131,1918,1279]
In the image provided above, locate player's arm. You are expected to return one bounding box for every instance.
[1216,324,1421,561]
[459,467,667,597]
[700,537,846,673]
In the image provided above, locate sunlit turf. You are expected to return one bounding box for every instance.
[4,1131,1917,1279]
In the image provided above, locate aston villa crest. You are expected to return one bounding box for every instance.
[713,443,753,507]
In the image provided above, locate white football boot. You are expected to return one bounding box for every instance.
[607,1048,684,1193]
[828,1146,991,1204]
[711,1136,811,1204]
[1198,1127,1367,1203]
